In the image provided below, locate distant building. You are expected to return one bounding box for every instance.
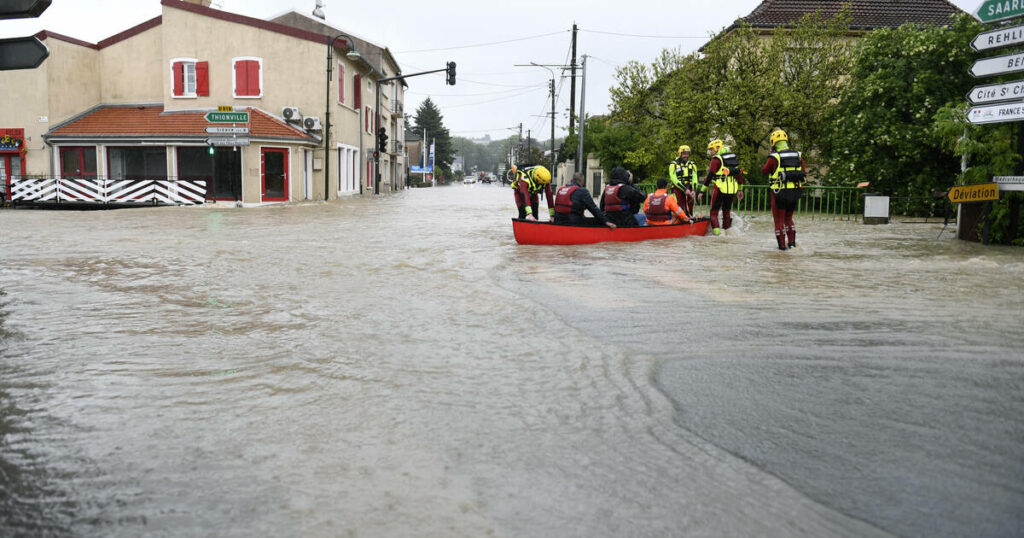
[470,134,491,146]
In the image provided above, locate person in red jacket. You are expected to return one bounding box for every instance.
[762,128,806,250]
[511,165,554,220]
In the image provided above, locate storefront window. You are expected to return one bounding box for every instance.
[108,147,167,180]
[59,146,97,178]
[178,146,241,201]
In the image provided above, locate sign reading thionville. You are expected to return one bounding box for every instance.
[974,0,1024,23]
[967,100,1024,124]
[967,79,1024,104]
[970,51,1024,77]
[205,126,249,134]
[206,137,250,147]
[948,183,999,203]
[994,175,1024,191]
[971,24,1024,51]
[204,111,249,123]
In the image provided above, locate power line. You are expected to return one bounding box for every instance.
[579,29,708,39]
[406,85,547,98]
[444,87,548,110]
[394,30,569,54]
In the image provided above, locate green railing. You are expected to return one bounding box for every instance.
[637,183,864,221]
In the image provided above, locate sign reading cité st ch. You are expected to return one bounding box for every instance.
[947,183,999,204]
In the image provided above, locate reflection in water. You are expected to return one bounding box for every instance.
[0,185,1021,537]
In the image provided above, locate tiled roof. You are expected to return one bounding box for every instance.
[739,0,963,29]
[48,105,315,142]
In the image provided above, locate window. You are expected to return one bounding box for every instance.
[338,62,345,105]
[108,147,167,180]
[59,146,97,178]
[354,73,361,108]
[233,57,262,98]
[365,107,372,133]
[171,59,208,98]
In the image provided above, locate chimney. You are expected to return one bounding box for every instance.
[181,0,213,7]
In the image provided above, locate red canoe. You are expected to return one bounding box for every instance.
[512,218,711,245]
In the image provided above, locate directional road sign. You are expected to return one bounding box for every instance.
[948,183,999,203]
[204,111,249,123]
[968,100,1024,124]
[967,79,1024,105]
[970,51,1024,77]
[971,24,1024,51]
[974,0,1024,23]
[205,126,249,134]
[0,0,51,19]
[206,137,250,147]
[994,175,1024,191]
[0,36,48,70]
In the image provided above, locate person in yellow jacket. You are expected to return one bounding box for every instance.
[510,165,554,221]
[762,128,806,250]
[668,145,700,218]
[701,139,745,235]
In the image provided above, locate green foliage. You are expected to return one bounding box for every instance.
[821,14,983,208]
[411,98,454,177]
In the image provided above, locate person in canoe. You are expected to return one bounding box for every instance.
[553,173,616,229]
[700,138,745,236]
[511,164,554,221]
[668,145,700,219]
[762,128,806,250]
[643,178,691,226]
[600,166,647,227]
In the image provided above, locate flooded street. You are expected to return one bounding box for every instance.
[1,184,1022,537]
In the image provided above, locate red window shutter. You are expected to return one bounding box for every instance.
[196,61,209,96]
[365,107,370,131]
[246,60,260,96]
[354,74,361,108]
[234,61,247,96]
[338,63,345,104]
[172,61,184,96]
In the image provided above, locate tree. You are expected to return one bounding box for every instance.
[821,14,982,208]
[411,98,454,178]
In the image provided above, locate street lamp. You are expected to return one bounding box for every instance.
[325,33,361,200]
[517,62,558,183]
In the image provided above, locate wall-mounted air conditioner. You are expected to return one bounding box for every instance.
[282,106,301,122]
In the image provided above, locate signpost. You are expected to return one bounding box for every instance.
[973,0,1024,23]
[967,79,1024,104]
[971,23,1024,51]
[206,137,249,147]
[994,175,1024,191]
[205,126,249,134]
[0,35,48,71]
[204,111,249,123]
[969,51,1024,77]
[967,100,1024,124]
[948,183,999,203]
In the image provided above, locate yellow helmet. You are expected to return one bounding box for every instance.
[678,145,691,155]
[707,139,724,154]
[532,166,552,184]
[769,128,788,147]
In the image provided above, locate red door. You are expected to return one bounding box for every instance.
[0,154,21,201]
[261,148,288,202]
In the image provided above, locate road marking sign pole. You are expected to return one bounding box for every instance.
[974,0,1024,23]
[967,100,1024,124]
[948,183,999,203]
[967,79,1024,104]
[994,175,1024,191]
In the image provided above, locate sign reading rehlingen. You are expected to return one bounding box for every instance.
[974,0,1024,23]
[971,23,1024,51]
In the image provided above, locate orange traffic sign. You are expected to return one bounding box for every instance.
[947,183,999,203]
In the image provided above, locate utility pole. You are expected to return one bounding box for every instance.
[569,23,577,137]
[577,55,587,175]
[550,78,556,182]
[527,129,532,163]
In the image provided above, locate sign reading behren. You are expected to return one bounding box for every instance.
[994,175,1024,191]
[205,111,249,123]
[968,100,1024,124]
[974,0,1024,23]
[972,24,1024,51]
[967,79,1024,104]
[948,183,999,203]
[970,51,1024,77]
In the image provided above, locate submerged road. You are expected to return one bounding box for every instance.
[1,184,1022,537]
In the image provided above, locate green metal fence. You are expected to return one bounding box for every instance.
[637,183,864,221]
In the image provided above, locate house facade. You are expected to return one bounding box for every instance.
[0,0,406,205]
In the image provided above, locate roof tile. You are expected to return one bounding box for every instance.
[741,0,963,29]
[50,106,314,141]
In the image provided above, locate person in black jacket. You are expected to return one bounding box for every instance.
[553,173,616,229]
[600,166,648,227]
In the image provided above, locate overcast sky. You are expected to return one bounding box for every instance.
[2,0,983,141]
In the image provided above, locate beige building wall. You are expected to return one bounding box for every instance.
[46,40,101,129]
[0,61,50,176]
[100,26,163,104]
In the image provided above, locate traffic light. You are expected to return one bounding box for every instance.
[0,0,51,71]
[446,61,456,86]
[377,127,388,152]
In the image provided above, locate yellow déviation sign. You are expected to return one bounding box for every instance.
[217,106,234,112]
[948,182,1000,203]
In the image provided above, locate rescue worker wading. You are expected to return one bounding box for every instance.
[511,165,554,221]
[762,128,806,250]
[701,139,745,236]
[553,173,616,229]
[600,166,648,227]
[668,145,700,218]
[644,178,691,225]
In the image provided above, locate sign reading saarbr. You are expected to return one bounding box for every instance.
[947,183,999,203]
[974,0,1024,23]
[204,111,249,123]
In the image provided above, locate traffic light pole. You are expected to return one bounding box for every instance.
[374,64,454,194]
